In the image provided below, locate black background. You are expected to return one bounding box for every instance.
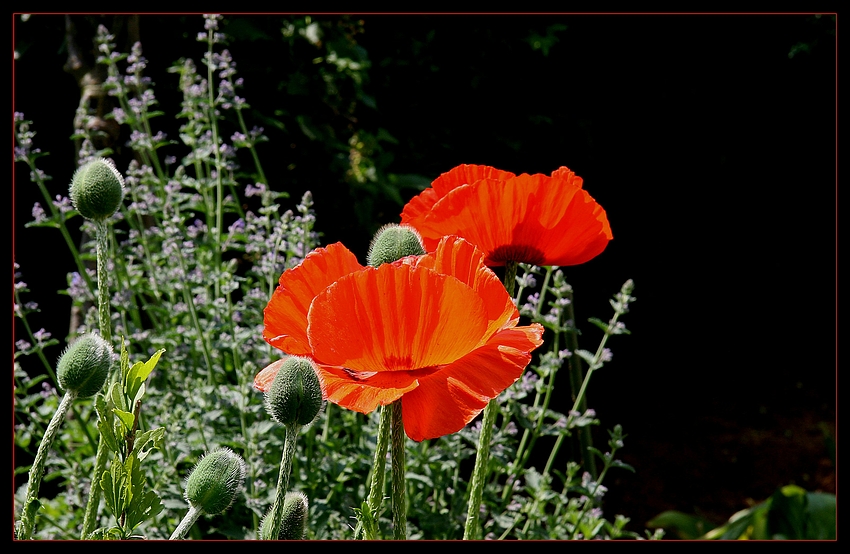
[13,13,836,533]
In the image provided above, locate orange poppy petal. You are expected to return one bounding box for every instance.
[401,164,516,251]
[430,163,517,199]
[253,357,290,392]
[315,364,421,414]
[307,263,488,373]
[401,323,544,442]
[415,173,611,266]
[263,242,364,355]
[409,235,518,338]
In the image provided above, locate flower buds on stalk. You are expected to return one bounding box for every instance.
[69,157,125,221]
[265,356,324,427]
[367,224,425,267]
[260,491,309,540]
[185,447,247,516]
[56,333,112,398]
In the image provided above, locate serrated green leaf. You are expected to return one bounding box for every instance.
[575,349,596,366]
[587,317,609,333]
[101,455,129,518]
[133,427,165,462]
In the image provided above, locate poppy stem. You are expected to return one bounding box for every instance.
[390,400,407,539]
[264,423,301,539]
[356,404,391,539]
[17,391,77,540]
[463,260,518,540]
[80,217,116,540]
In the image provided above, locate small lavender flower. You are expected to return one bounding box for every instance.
[30,203,47,224]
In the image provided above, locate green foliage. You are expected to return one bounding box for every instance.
[648,485,836,540]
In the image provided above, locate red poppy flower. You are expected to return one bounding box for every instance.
[256,236,544,442]
[400,164,613,267]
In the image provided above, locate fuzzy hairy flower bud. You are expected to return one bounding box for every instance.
[367,224,425,267]
[56,333,112,398]
[69,157,125,221]
[185,447,247,515]
[260,491,309,540]
[265,356,323,427]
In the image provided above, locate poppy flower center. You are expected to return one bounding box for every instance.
[489,244,546,265]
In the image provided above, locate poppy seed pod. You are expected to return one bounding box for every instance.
[185,447,247,515]
[265,356,324,427]
[260,491,309,540]
[367,224,425,267]
[56,333,112,398]
[69,157,125,221]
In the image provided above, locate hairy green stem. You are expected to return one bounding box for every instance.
[17,391,77,540]
[80,216,118,539]
[464,261,517,540]
[356,404,392,539]
[390,400,407,540]
[94,219,112,347]
[264,423,300,540]
[169,505,203,540]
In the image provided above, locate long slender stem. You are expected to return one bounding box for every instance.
[562,288,596,478]
[390,400,407,540]
[169,505,203,540]
[356,404,391,539]
[17,391,77,540]
[464,261,517,540]
[80,216,117,539]
[94,219,113,347]
[264,423,300,540]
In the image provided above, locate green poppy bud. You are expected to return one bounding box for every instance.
[185,447,247,515]
[259,491,309,540]
[265,356,324,427]
[367,224,426,267]
[56,333,112,398]
[69,157,125,221]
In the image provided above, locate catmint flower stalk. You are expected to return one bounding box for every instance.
[463,260,518,540]
[545,280,636,479]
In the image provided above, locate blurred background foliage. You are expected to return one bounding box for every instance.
[13,13,836,533]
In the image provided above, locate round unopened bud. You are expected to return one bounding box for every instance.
[265,356,323,427]
[185,447,247,515]
[69,157,125,221]
[367,224,425,267]
[56,333,112,398]
[259,491,309,540]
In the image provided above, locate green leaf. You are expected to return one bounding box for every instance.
[101,455,129,519]
[587,317,610,333]
[126,348,165,403]
[110,381,128,413]
[96,394,120,454]
[113,408,135,434]
[359,500,379,539]
[575,349,596,366]
[803,492,836,540]
[132,427,165,463]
